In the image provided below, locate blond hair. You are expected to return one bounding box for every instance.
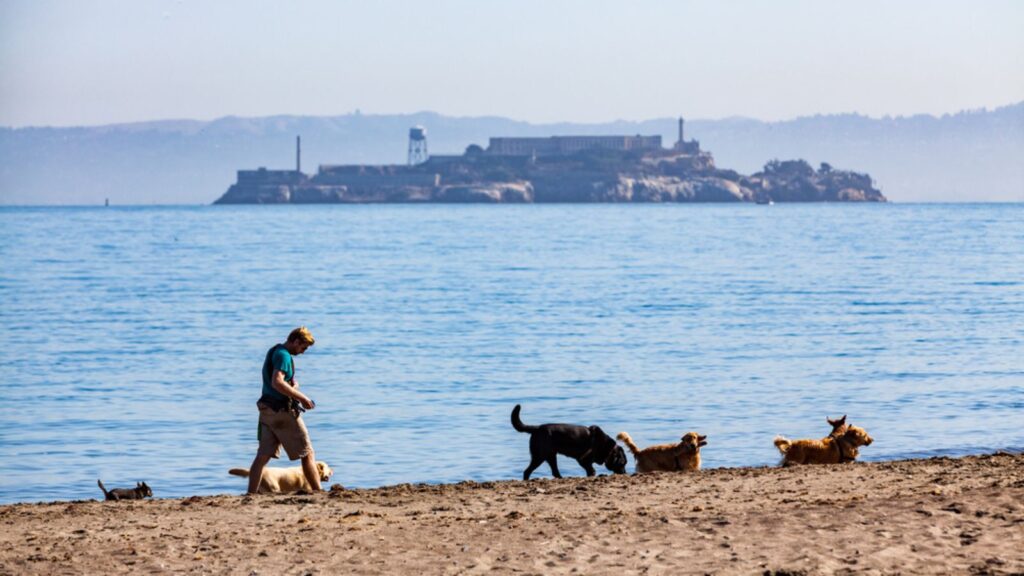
[287,326,315,346]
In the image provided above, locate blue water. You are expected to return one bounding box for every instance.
[0,204,1022,504]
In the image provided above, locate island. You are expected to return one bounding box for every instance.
[214,120,886,204]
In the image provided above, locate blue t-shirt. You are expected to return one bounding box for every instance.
[261,344,294,402]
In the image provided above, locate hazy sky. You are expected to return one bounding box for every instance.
[1,0,1022,127]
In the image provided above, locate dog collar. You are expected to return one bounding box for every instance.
[835,436,855,463]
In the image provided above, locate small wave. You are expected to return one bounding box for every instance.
[973,281,1021,287]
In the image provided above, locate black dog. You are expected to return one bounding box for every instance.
[511,404,628,480]
[97,479,153,501]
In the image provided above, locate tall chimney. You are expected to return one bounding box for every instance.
[678,117,685,145]
[296,135,301,173]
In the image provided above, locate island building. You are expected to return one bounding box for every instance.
[408,126,428,165]
[486,134,662,156]
[235,135,307,186]
[480,117,699,157]
[232,124,698,184]
[674,117,700,154]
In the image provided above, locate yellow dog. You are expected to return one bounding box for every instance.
[229,461,333,493]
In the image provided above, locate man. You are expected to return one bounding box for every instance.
[246,326,322,494]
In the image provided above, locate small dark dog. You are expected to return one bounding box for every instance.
[97,479,153,501]
[511,404,628,480]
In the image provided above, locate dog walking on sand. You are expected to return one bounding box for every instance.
[229,461,333,494]
[511,404,628,480]
[97,479,152,501]
[617,431,707,473]
[775,416,874,466]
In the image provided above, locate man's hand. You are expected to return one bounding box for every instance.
[272,370,314,410]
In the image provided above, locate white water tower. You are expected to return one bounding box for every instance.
[408,126,428,165]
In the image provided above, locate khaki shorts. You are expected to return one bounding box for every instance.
[257,402,313,460]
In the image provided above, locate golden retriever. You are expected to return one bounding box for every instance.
[617,431,707,473]
[774,418,873,466]
[229,461,333,493]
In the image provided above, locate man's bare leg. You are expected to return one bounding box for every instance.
[301,451,323,491]
[247,453,272,494]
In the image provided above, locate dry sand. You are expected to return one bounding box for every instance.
[2,452,1022,575]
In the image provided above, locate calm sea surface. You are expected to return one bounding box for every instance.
[0,204,1021,504]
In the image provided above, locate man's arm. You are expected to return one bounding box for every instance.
[271,370,314,410]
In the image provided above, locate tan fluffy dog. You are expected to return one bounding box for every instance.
[774,419,873,466]
[229,461,333,493]
[617,431,707,473]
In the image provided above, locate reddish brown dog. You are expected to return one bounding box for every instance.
[617,431,707,473]
[774,415,873,465]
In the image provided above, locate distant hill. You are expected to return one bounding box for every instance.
[1,103,1021,204]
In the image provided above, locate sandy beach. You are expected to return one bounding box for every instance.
[2,452,1022,575]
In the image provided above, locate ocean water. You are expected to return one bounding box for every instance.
[0,204,1021,504]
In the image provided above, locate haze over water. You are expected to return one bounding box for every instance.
[0,203,1021,504]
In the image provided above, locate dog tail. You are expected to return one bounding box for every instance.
[616,431,642,456]
[228,468,250,478]
[510,404,538,433]
[97,479,110,498]
[774,435,792,455]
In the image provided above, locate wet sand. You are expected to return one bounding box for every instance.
[1,452,1022,575]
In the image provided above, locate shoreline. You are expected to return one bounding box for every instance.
[2,452,1022,574]
[3,447,1020,507]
